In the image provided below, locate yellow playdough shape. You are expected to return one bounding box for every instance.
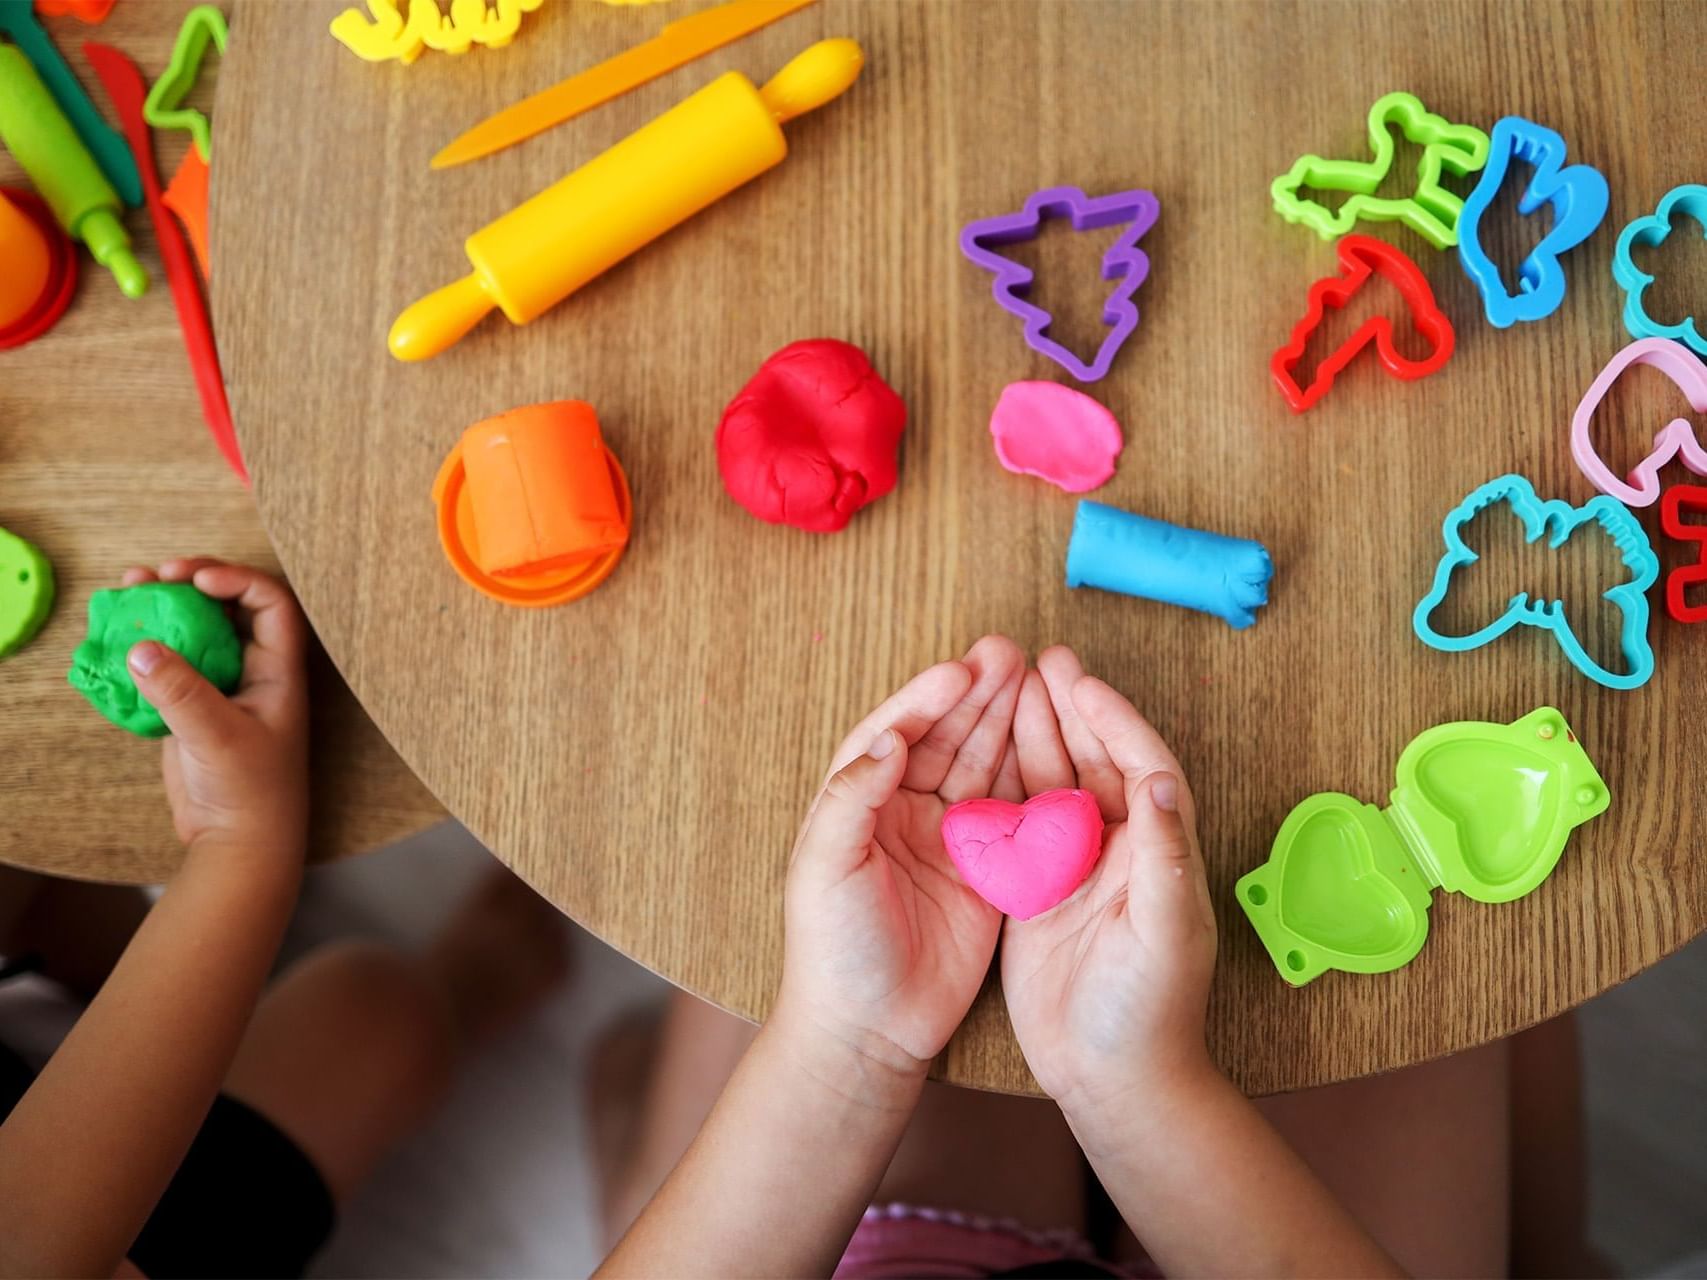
[330,0,544,65]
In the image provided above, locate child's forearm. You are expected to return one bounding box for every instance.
[1068,1067,1404,1279]
[598,1002,923,1279]
[0,840,301,1278]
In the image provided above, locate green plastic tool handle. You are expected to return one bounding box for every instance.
[0,43,145,297]
[0,0,141,206]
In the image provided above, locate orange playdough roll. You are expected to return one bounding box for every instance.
[460,401,629,578]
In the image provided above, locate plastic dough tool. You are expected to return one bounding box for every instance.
[0,0,140,205]
[0,42,144,297]
[1661,484,1707,624]
[85,40,247,482]
[391,37,862,361]
[142,4,225,162]
[959,186,1160,384]
[0,186,76,349]
[433,400,632,607]
[1238,707,1609,986]
[1270,233,1454,413]
[1569,338,1707,508]
[431,0,818,169]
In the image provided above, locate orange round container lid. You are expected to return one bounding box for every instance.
[0,188,76,351]
[432,438,632,607]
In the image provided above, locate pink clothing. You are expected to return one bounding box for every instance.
[834,1202,1155,1279]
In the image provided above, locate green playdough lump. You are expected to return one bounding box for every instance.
[0,526,54,659]
[67,583,242,737]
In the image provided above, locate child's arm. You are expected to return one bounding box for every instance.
[599,638,1025,1279]
[0,560,310,1279]
[1003,647,1402,1279]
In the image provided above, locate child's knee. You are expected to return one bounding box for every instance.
[290,940,459,1098]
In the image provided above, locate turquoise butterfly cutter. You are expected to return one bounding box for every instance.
[1413,474,1658,690]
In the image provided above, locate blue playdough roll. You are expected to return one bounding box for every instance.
[1065,500,1273,629]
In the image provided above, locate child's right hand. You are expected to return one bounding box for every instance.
[1001,646,1218,1137]
[120,559,310,859]
[775,636,1025,1092]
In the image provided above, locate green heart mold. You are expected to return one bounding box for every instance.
[1238,708,1609,986]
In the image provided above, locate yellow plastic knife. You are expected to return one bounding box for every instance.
[431,0,819,170]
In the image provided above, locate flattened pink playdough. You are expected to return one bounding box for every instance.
[989,381,1123,493]
[940,788,1105,920]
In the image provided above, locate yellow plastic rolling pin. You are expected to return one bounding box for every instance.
[389,37,863,361]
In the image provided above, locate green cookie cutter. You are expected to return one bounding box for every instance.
[1271,91,1491,250]
[142,4,226,161]
[0,525,54,659]
[67,582,241,737]
[1237,707,1608,986]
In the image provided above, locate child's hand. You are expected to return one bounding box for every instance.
[120,559,310,858]
[777,636,1025,1090]
[1001,646,1218,1129]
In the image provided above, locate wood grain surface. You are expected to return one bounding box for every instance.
[213,0,1707,1094]
[0,1,442,886]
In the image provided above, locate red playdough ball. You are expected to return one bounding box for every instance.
[715,339,907,533]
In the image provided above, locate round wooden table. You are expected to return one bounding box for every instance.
[213,0,1707,1094]
[0,3,442,886]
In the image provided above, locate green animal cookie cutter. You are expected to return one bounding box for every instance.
[142,4,226,161]
[67,582,242,737]
[0,526,54,659]
[1237,707,1609,986]
[1271,91,1491,250]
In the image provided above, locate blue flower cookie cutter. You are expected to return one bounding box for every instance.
[1457,117,1608,328]
[1413,473,1658,691]
[959,186,1160,383]
[1613,184,1707,357]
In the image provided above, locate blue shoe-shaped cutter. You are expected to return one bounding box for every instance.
[1614,184,1707,357]
[1457,118,1608,328]
[1413,474,1658,690]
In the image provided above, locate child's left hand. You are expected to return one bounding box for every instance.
[776,635,1024,1085]
[120,558,310,860]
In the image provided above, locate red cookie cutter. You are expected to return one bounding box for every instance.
[1660,483,1707,624]
[1270,233,1455,414]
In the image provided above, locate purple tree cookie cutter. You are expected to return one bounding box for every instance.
[959,186,1160,383]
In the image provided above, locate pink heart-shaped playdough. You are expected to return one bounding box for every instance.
[940,788,1105,920]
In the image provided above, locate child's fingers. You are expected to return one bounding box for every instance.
[190,564,308,697]
[1014,668,1074,795]
[127,641,245,749]
[905,635,1023,796]
[825,661,972,778]
[156,556,229,582]
[1039,649,1125,819]
[1123,773,1217,948]
[1070,676,1196,832]
[991,737,1026,803]
[120,566,159,587]
[937,645,1024,802]
[793,730,909,876]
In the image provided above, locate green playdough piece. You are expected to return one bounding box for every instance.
[67,583,242,737]
[0,526,54,659]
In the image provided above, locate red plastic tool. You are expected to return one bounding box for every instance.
[1270,233,1455,414]
[1660,484,1707,624]
[83,40,247,484]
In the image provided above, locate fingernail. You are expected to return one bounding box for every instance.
[127,642,163,675]
[867,729,896,760]
[1150,775,1178,812]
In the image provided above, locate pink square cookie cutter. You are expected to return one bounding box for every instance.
[959,185,1160,383]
